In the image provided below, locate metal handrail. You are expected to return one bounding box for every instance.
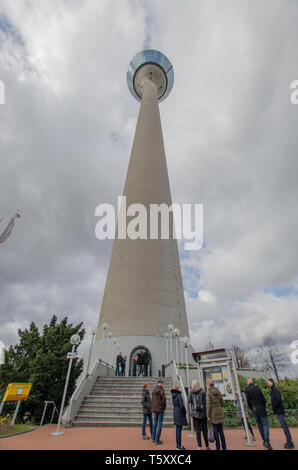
[65,357,116,425]
[172,359,191,429]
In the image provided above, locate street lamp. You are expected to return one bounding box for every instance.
[173,328,180,364]
[182,336,191,393]
[86,327,96,377]
[51,334,81,436]
[107,332,113,366]
[164,332,169,364]
[168,324,174,361]
[179,337,184,368]
[101,323,108,362]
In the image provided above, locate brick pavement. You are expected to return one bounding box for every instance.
[0,425,296,450]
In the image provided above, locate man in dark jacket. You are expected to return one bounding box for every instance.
[115,352,123,376]
[141,384,153,440]
[246,378,272,450]
[151,380,167,445]
[138,351,145,377]
[143,349,150,377]
[268,378,294,449]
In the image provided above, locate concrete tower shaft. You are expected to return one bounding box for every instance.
[96,70,189,340]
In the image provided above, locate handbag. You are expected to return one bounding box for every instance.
[208,425,215,443]
[119,365,122,373]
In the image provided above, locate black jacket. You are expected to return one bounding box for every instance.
[138,352,144,365]
[246,383,267,417]
[171,389,188,426]
[143,350,150,365]
[141,389,152,414]
[270,385,285,415]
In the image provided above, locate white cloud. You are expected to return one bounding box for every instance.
[0,0,298,368]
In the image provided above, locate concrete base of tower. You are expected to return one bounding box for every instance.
[81,336,196,378]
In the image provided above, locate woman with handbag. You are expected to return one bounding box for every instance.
[206,379,227,450]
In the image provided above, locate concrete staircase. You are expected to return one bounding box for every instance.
[72,376,174,427]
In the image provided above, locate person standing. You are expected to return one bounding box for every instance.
[141,384,153,440]
[121,355,127,377]
[268,378,294,449]
[138,350,145,376]
[188,380,210,450]
[171,383,188,450]
[207,379,227,450]
[115,352,123,376]
[133,354,138,377]
[143,349,150,377]
[246,378,273,450]
[152,379,167,445]
[234,390,256,441]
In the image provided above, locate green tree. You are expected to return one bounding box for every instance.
[0,315,85,423]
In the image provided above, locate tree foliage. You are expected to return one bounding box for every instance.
[0,315,85,423]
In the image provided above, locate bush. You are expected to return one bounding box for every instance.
[223,375,298,428]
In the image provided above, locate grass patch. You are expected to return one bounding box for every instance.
[0,424,37,438]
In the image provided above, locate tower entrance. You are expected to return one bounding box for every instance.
[129,345,152,377]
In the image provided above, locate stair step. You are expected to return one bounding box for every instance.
[74,415,173,423]
[72,375,174,428]
[72,421,174,428]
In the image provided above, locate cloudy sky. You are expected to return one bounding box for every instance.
[0,0,298,371]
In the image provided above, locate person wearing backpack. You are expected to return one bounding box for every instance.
[188,380,210,450]
[207,379,227,450]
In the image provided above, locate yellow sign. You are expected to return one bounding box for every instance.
[2,383,32,402]
[212,373,222,381]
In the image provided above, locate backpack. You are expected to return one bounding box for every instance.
[192,390,204,412]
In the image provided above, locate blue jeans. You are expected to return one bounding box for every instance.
[278,414,293,445]
[253,408,269,442]
[152,412,164,442]
[176,425,182,447]
[142,413,153,437]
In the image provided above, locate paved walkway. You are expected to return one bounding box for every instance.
[0,425,296,450]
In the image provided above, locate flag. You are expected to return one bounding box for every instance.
[0,212,21,244]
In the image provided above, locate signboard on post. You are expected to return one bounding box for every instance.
[2,383,32,402]
[0,382,32,427]
[192,347,255,447]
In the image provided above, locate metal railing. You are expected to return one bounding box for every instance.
[172,359,192,430]
[64,358,115,427]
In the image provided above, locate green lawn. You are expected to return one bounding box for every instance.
[0,424,37,438]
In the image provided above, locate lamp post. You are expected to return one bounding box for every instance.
[179,337,184,368]
[183,336,191,392]
[173,328,180,364]
[107,332,113,366]
[168,324,174,362]
[51,334,81,436]
[86,327,96,377]
[182,336,194,436]
[164,332,169,364]
[101,323,108,362]
[112,338,118,371]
